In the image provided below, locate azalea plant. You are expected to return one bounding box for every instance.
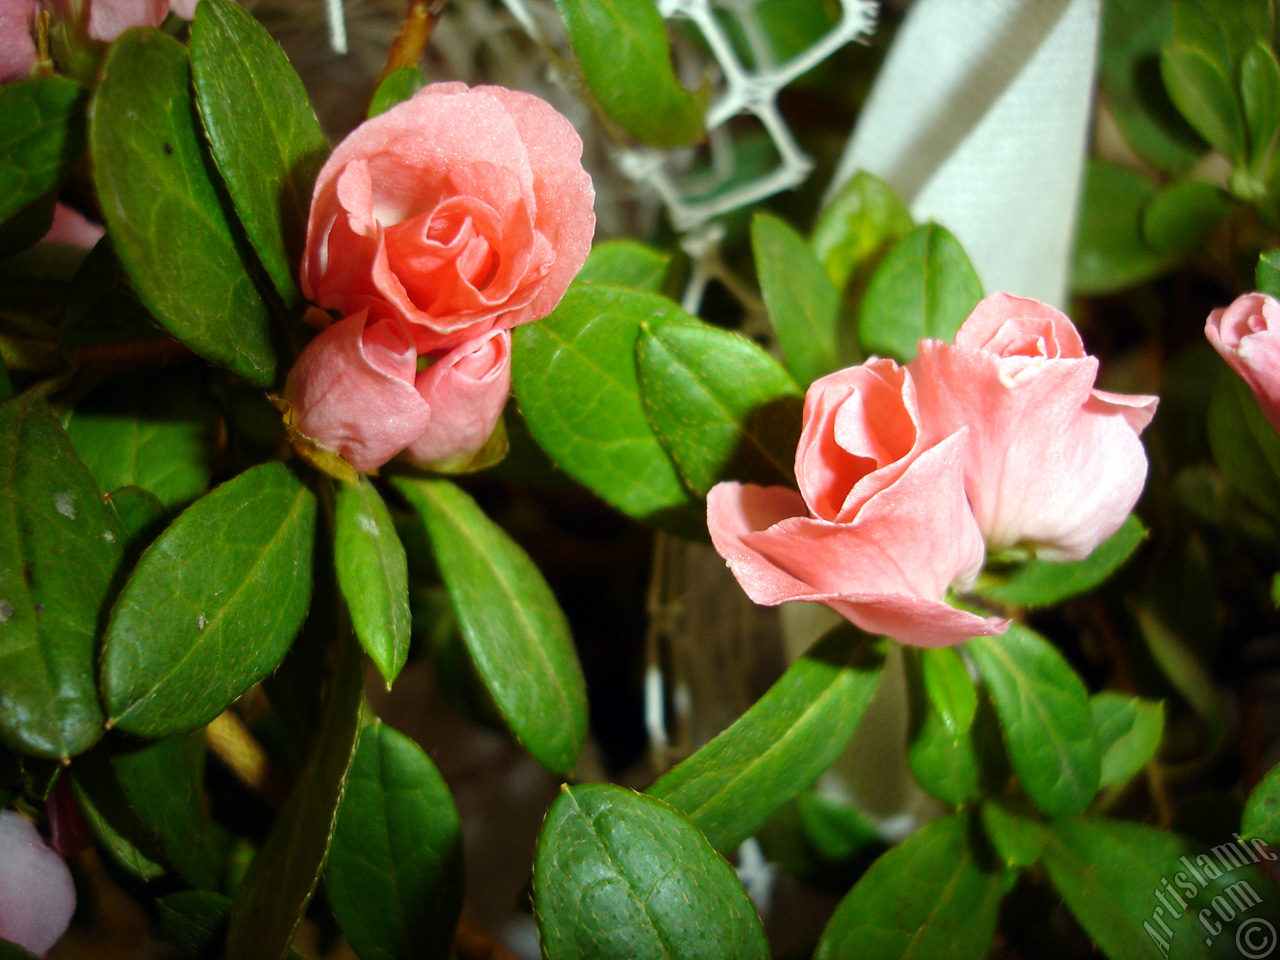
[4,0,1280,958]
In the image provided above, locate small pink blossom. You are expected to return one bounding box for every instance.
[1205,292,1280,435]
[0,810,76,956]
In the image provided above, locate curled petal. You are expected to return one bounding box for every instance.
[404,329,512,466]
[1206,292,1280,435]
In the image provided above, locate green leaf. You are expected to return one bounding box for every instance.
[979,514,1147,608]
[967,625,1101,817]
[1161,42,1247,164]
[811,170,914,295]
[575,240,670,291]
[511,284,697,527]
[367,66,428,118]
[636,320,801,497]
[1258,249,1280,297]
[190,0,328,310]
[534,783,769,960]
[1141,178,1232,256]
[553,0,704,149]
[0,77,86,225]
[979,800,1042,869]
[1072,162,1176,295]
[1093,692,1164,788]
[0,391,120,759]
[325,724,463,960]
[751,212,842,386]
[105,485,166,557]
[227,627,363,960]
[1242,41,1280,169]
[920,646,977,737]
[394,478,587,775]
[1243,762,1280,839]
[858,223,983,362]
[57,240,165,351]
[158,891,310,960]
[71,773,165,881]
[0,940,39,960]
[101,462,317,737]
[334,479,411,688]
[648,626,885,851]
[814,813,1009,960]
[72,732,226,889]
[64,369,218,511]
[1041,817,1276,960]
[90,30,276,386]
[1208,369,1280,519]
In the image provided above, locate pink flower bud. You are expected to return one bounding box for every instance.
[1205,292,1280,435]
[0,810,76,956]
[403,329,511,467]
[910,293,1157,561]
[0,0,36,81]
[707,359,1008,647]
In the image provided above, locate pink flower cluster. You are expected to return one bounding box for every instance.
[709,293,1159,647]
[284,82,595,472]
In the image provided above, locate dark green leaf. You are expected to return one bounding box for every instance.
[752,212,842,385]
[158,891,309,960]
[575,240,670,291]
[905,650,999,808]
[511,284,697,526]
[815,813,1009,960]
[1093,692,1164,788]
[0,940,39,960]
[534,783,769,960]
[0,78,86,224]
[967,625,1101,817]
[105,486,166,558]
[0,391,120,759]
[190,0,329,309]
[101,462,316,737]
[90,30,276,386]
[554,0,704,148]
[57,240,165,350]
[1258,249,1280,297]
[72,732,226,889]
[64,369,217,511]
[1242,41,1280,169]
[1161,42,1246,164]
[1243,762,1280,840]
[811,170,914,295]
[326,724,463,960]
[1141,178,1232,255]
[648,626,884,851]
[395,478,587,775]
[227,628,363,960]
[858,223,983,362]
[368,66,428,119]
[1133,601,1227,761]
[1208,369,1280,519]
[979,514,1147,608]
[636,320,801,496]
[979,800,1042,869]
[334,479,410,688]
[1072,162,1176,295]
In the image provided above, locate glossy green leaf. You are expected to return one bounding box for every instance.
[334,478,410,688]
[636,320,801,497]
[920,646,977,738]
[1141,179,1232,256]
[326,724,463,960]
[967,625,1101,817]
[858,223,983,362]
[534,783,769,960]
[0,77,86,225]
[1098,0,1207,174]
[554,0,704,149]
[1242,41,1280,168]
[1243,762,1280,840]
[1093,692,1164,788]
[90,30,276,386]
[1072,162,1176,295]
[227,628,363,960]
[511,284,697,527]
[979,514,1147,608]
[1041,817,1275,960]
[815,813,1009,960]
[65,369,217,511]
[1208,370,1280,519]
[1161,42,1246,164]
[190,0,328,309]
[0,391,120,759]
[648,626,884,851]
[101,462,316,737]
[395,478,587,775]
[1258,249,1280,297]
[575,240,670,291]
[368,66,428,118]
[979,800,1042,869]
[72,732,226,889]
[158,891,310,960]
[811,170,914,295]
[71,774,164,881]
[752,212,841,385]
